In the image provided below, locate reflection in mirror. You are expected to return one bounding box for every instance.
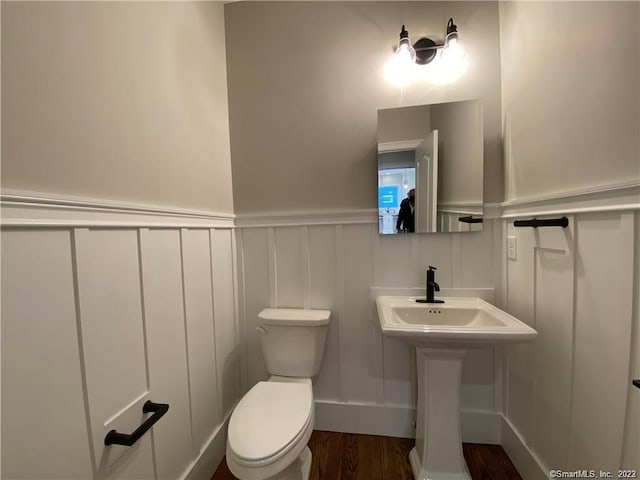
[377,100,483,234]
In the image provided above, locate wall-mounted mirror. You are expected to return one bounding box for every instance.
[377,99,483,234]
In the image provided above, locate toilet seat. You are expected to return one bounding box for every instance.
[227,381,313,467]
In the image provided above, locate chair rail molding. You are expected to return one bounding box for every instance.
[499,181,640,218]
[0,189,235,228]
[235,209,378,228]
[234,182,639,228]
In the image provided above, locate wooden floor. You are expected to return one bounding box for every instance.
[211,431,522,480]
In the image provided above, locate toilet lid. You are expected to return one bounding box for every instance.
[228,381,313,461]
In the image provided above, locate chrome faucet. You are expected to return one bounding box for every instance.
[417,266,444,304]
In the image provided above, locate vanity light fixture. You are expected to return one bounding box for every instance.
[385,18,465,85]
[401,18,461,65]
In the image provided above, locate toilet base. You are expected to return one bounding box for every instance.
[300,446,312,480]
[265,446,312,480]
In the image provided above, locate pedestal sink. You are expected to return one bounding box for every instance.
[375,296,537,480]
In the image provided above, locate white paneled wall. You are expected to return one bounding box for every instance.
[1,230,94,479]
[503,210,640,477]
[236,219,501,439]
[74,228,157,478]
[1,199,240,480]
[139,229,193,479]
[6,193,636,479]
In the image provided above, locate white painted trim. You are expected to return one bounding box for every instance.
[500,181,640,218]
[314,400,501,444]
[5,182,636,229]
[234,183,638,228]
[181,413,232,480]
[483,203,503,219]
[0,189,235,228]
[500,416,547,480]
[378,139,423,153]
[438,202,484,209]
[437,203,484,216]
[314,401,414,438]
[236,209,378,228]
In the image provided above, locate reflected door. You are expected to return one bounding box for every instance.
[415,130,438,233]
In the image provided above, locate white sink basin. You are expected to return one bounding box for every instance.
[376,296,537,348]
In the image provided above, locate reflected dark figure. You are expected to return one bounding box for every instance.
[396,188,415,233]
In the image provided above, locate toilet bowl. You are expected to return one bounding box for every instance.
[226,378,314,480]
[226,308,330,480]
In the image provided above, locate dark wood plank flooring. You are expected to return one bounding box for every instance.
[211,430,522,480]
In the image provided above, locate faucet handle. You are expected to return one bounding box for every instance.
[428,265,437,271]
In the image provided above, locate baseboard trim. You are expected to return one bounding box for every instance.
[313,400,501,444]
[0,189,235,228]
[181,413,231,480]
[314,401,414,438]
[500,416,547,480]
[176,403,543,479]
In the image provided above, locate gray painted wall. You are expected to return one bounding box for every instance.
[1,2,234,213]
[225,1,503,214]
[500,1,640,201]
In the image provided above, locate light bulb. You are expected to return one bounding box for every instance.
[384,25,417,86]
[427,34,466,85]
[398,41,417,63]
[441,35,465,65]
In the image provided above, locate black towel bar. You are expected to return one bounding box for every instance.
[513,216,568,228]
[458,216,483,224]
[633,379,640,390]
[104,401,169,446]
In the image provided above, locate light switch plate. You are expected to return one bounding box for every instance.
[507,236,517,260]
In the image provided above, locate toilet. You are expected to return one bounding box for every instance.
[226,308,331,480]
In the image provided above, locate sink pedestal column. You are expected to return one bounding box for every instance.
[409,347,470,480]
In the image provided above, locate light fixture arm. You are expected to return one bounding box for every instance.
[413,41,446,52]
[399,18,459,65]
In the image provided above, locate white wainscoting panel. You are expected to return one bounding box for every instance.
[308,225,342,402]
[1,230,94,479]
[567,212,635,471]
[238,228,271,389]
[504,219,577,472]
[416,233,452,287]
[273,227,304,308]
[342,224,383,404]
[139,229,193,480]
[2,193,240,479]
[530,223,574,471]
[459,221,496,287]
[237,220,500,438]
[621,212,640,472]
[181,229,221,456]
[374,231,415,407]
[503,211,639,477]
[210,228,241,419]
[375,232,416,287]
[74,228,155,478]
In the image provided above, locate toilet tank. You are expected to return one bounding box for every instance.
[257,308,330,377]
